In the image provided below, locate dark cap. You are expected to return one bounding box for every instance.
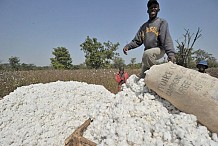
[147,0,159,8]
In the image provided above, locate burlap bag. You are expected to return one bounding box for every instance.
[144,62,218,133]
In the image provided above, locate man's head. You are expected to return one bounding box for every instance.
[147,0,160,20]
[119,66,124,73]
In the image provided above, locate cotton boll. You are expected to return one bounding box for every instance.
[144,93,155,100]
[180,138,193,146]
[156,137,164,146]
[212,133,218,142]
[127,128,144,145]
[117,140,129,146]
[102,138,116,146]
[208,140,218,146]
[125,75,144,95]
[115,125,128,140]
[163,131,172,141]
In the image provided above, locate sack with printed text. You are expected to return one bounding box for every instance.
[144,62,218,133]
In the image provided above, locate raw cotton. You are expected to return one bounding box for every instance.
[0,76,218,146]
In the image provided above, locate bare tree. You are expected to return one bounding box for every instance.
[175,27,202,67]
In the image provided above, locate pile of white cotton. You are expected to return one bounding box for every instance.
[0,75,218,146]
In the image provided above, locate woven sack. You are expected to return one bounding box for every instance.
[145,62,218,133]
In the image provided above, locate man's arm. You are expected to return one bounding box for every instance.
[124,27,144,51]
[159,20,175,58]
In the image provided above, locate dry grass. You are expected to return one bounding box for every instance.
[0,69,140,99]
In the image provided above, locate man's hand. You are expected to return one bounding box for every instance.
[123,47,128,55]
[168,55,176,63]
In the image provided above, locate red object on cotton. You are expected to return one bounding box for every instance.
[115,72,129,91]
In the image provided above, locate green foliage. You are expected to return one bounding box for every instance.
[129,58,137,69]
[193,49,211,63]
[80,37,104,69]
[193,49,218,68]
[50,47,72,69]
[20,63,37,70]
[72,63,87,70]
[207,57,218,68]
[80,36,120,69]
[127,63,141,69]
[9,56,20,70]
[175,47,193,67]
[135,63,142,69]
[0,61,2,70]
[0,63,52,71]
[187,60,197,69]
[130,58,136,64]
[103,41,120,68]
[113,56,125,68]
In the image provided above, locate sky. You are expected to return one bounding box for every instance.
[0,0,218,66]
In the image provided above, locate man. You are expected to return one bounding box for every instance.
[123,0,176,78]
[115,66,129,91]
[196,60,208,73]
